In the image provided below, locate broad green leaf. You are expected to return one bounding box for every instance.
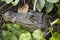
[49,37,56,40]
[11,0,19,6]
[46,0,59,3]
[12,24,20,29]
[4,35,17,40]
[2,0,13,4]
[2,0,19,6]
[32,29,45,40]
[19,32,31,40]
[2,31,17,40]
[36,0,45,12]
[4,23,20,30]
[53,32,60,38]
[2,31,12,37]
[49,32,60,40]
[10,35,17,40]
[3,23,28,37]
[11,28,27,36]
[46,2,53,13]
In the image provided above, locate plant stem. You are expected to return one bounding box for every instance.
[43,31,50,37]
[5,6,12,11]
[49,19,53,36]
[0,3,6,9]
[33,0,38,11]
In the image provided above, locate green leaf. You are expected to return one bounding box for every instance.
[49,32,60,40]
[32,29,45,40]
[58,7,60,15]
[2,0,13,4]
[32,0,35,5]
[12,24,20,29]
[2,31,12,37]
[57,3,60,15]
[46,2,53,13]
[49,37,55,40]
[53,32,59,38]
[2,0,19,6]
[5,23,20,30]
[19,32,31,40]
[4,35,17,40]
[2,31,17,40]
[11,28,27,36]
[11,0,19,6]
[10,35,17,40]
[36,0,45,12]
[46,0,59,3]
[3,23,28,37]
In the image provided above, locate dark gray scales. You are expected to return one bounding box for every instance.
[4,11,50,32]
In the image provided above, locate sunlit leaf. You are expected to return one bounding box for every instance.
[12,24,20,29]
[2,0,13,4]
[2,31,12,37]
[11,0,19,6]
[2,31,17,40]
[46,0,59,3]
[4,35,17,40]
[4,23,20,30]
[2,0,19,6]
[3,23,28,37]
[46,2,53,13]
[32,29,45,40]
[49,37,56,40]
[11,28,27,36]
[19,32,31,40]
[10,35,17,40]
[36,0,45,12]
[49,32,60,40]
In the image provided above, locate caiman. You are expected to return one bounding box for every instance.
[3,11,50,33]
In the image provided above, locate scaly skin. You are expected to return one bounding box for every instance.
[3,11,50,33]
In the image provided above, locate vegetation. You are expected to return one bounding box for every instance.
[0,0,60,40]
[1,23,60,40]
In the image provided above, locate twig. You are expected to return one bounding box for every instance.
[0,3,6,9]
[5,6,12,11]
[44,31,50,37]
[33,0,38,11]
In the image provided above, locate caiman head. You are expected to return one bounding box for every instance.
[3,11,50,33]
